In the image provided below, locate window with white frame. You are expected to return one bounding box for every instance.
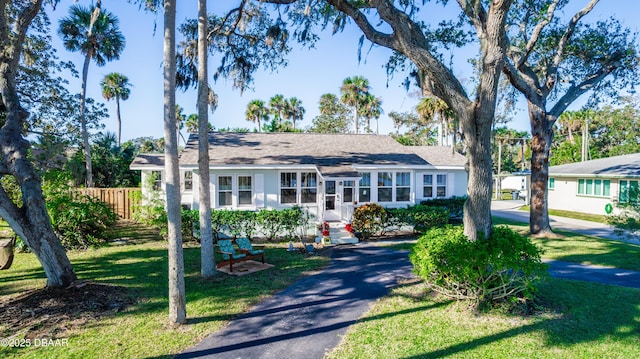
[378,172,393,202]
[343,180,355,203]
[358,172,371,202]
[436,174,447,197]
[184,171,193,191]
[280,172,297,204]
[423,173,447,198]
[396,172,411,201]
[238,176,253,205]
[218,176,233,206]
[578,178,611,198]
[619,180,637,203]
[301,172,317,203]
[423,174,433,198]
[280,172,318,204]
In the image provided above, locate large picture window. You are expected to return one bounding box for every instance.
[358,172,371,202]
[279,171,318,204]
[578,178,611,198]
[396,172,411,201]
[218,176,232,206]
[377,172,393,202]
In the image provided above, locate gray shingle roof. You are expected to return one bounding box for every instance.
[131,133,467,175]
[549,153,640,177]
[129,153,164,169]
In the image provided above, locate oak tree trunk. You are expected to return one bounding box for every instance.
[528,102,553,235]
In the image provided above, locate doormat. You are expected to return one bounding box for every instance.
[217,260,274,276]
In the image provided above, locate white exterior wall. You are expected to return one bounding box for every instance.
[548,176,619,215]
[148,166,468,221]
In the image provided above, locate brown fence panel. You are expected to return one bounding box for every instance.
[78,188,141,220]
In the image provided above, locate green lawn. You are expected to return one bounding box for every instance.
[493,217,640,271]
[334,224,640,358]
[518,205,609,224]
[0,225,329,358]
[327,278,640,359]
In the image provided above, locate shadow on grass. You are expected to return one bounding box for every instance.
[400,278,640,358]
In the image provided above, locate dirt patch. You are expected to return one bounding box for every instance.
[0,282,136,339]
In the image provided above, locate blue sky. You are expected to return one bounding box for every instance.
[44,1,640,143]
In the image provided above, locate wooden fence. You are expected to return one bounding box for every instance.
[78,188,140,220]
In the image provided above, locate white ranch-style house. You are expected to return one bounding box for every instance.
[130,132,468,223]
[547,153,640,215]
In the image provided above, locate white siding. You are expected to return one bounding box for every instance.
[548,176,617,215]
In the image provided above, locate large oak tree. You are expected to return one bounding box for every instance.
[0,0,76,287]
[263,0,512,240]
[502,0,638,234]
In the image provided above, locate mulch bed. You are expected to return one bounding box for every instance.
[0,282,135,339]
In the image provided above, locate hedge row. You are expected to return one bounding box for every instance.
[183,206,311,241]
[352,197,466,239]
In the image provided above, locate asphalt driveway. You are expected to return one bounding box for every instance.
[176,244,415,359]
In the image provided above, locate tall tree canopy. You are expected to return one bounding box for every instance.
[0,0,77,287]
[309,93,351,133]
[58,4,125,187]
[502,0,639,234]
[258,0,511,240]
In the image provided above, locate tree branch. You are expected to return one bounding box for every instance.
[516,0,560,68]
[548,52,623,119]
[328,0,395,49]
[546,0,599,90]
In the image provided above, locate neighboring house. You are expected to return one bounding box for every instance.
[130,132,468,222]
[547,153,640,215]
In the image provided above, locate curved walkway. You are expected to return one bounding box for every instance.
[176,244,415,359]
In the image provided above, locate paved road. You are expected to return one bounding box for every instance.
[545,259,640,289]
[176,245,415,359]
[491,200,639,243]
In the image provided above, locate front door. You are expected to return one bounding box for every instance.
[324,180,341,221]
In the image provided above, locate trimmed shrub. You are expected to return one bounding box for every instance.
[410,225,547,310]
[382,207,412,234]
[420,195,467,219]
[411,205,449,232]
[352,203,386,239]
[256,209,286,241]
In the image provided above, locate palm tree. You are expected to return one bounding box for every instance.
[100,72,131,146]
[59,4,125,187]
[185,114,199,134]
[340,76,370,134]
[162,0,186,326]
[269,94,287,130]
[359,94,382,134]
[286,97,305,129]
[246,99,268,132]
[415,97,454,146]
